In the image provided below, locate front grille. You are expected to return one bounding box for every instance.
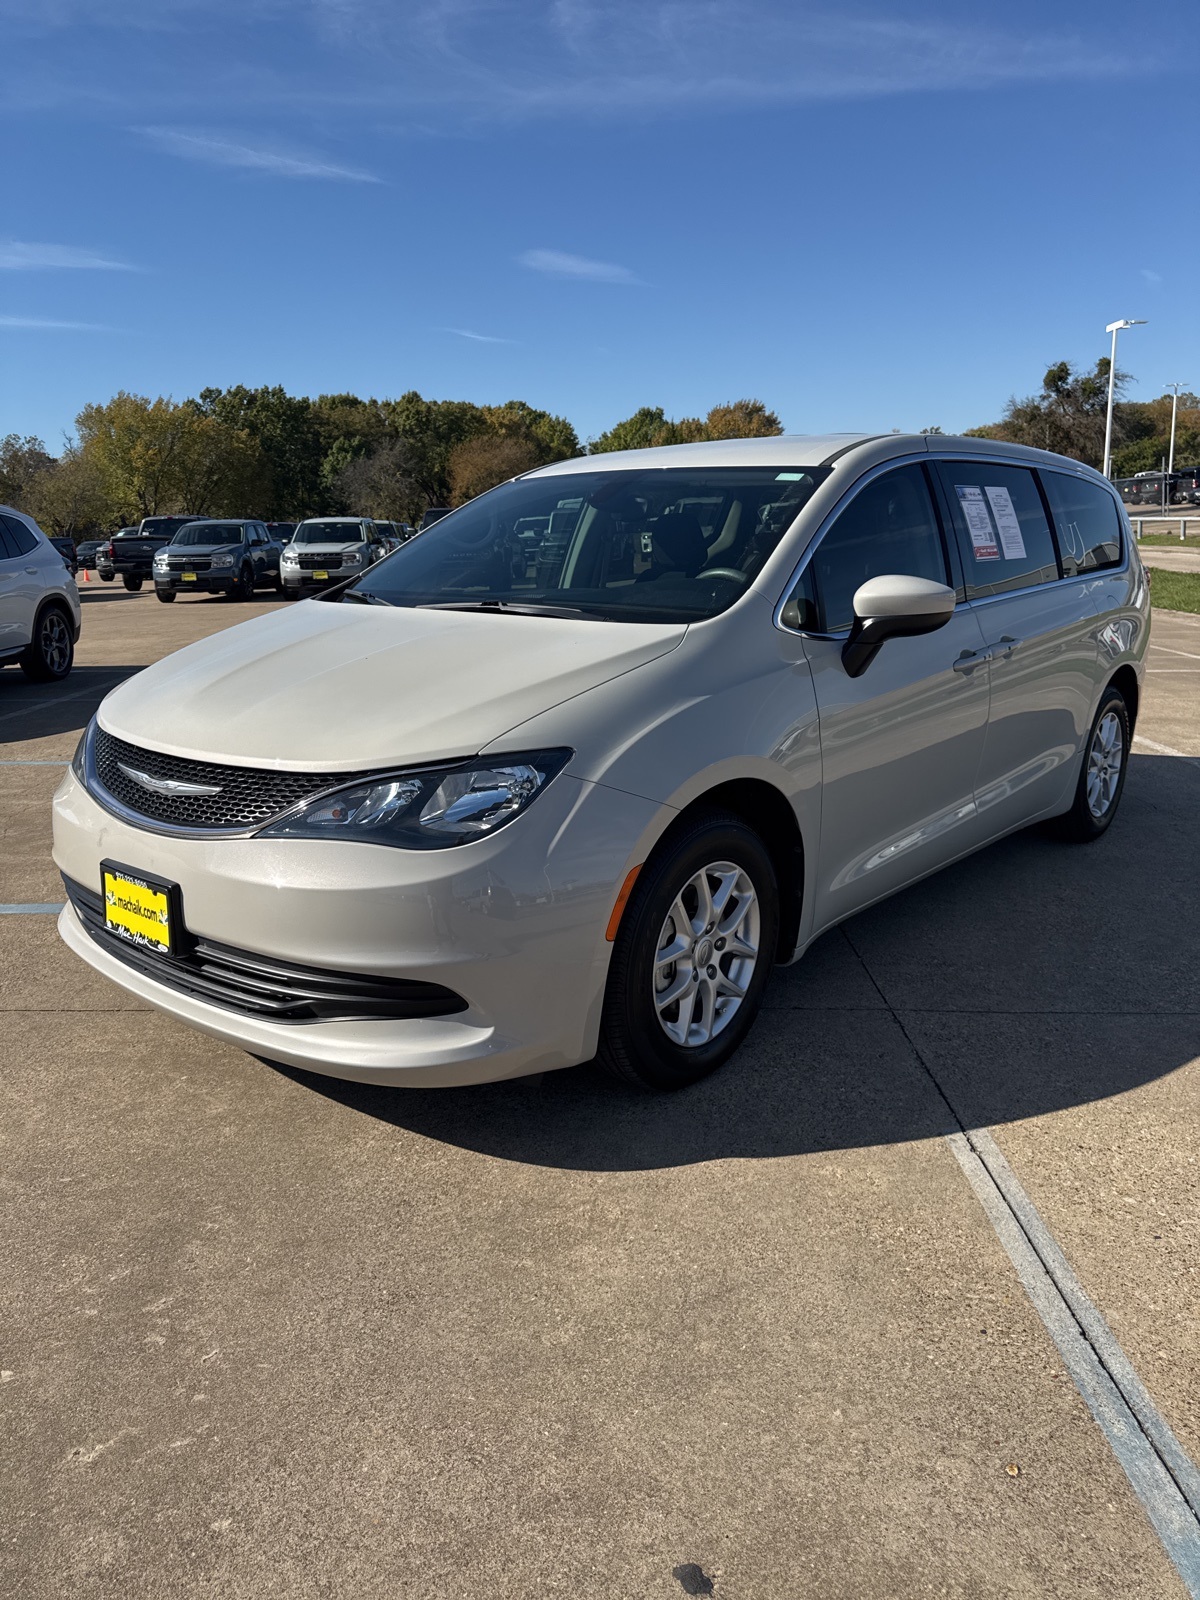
[64,877,467,1024]
[297,553,342,570]
[167,557,212,572]
[92,726,374,832]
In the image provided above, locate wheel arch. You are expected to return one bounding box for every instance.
[1108,663,1139,731]
[31,592,79,643]
[657,778,805,962]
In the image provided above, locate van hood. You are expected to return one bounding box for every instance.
[97,600,686,769]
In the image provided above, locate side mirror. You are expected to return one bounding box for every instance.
[842,575,955,679]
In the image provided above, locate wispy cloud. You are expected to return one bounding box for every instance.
[137,127,381,182]
[0,240,134,271]
[0,315,114,330]
[518,248,639,284]
[1141,268,1163,287]
[442,326,514,343]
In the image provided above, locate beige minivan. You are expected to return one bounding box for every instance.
[54,434,1146,1091]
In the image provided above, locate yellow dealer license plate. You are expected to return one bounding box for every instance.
[102,862,176,955]
[313,569,329,580]
[182,572,197,581]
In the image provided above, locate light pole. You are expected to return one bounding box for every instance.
[1102,318,1147,479]
[1165,382,1187,477]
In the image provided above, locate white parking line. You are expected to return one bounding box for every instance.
[0,760,70,766]
[1149,644,1200,662]
[949,1130,1200,1595]
[0,903,66,914]
[1135,735,1200,767]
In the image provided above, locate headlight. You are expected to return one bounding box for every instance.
[210,552,235,568]
[71,717,94,781]
[153,552,168,567]
[340,549,364,565]
[257,750,572,848]
[281,548,299,564]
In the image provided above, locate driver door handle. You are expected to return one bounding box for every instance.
[952,648,991,673]
[986,635,1022,660]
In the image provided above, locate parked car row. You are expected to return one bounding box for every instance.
[1115,469,1200,508]
[85,515,419,597]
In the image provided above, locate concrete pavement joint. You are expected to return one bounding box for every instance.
[839,925,1200,1596]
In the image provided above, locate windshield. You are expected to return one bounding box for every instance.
[293,521,364,544]
[343,468,829,622]
[171,523,244,546]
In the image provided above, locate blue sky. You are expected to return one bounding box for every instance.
[2,0,1197,449]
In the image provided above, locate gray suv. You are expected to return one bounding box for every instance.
[280,518,391,597]
[153,520,283,602]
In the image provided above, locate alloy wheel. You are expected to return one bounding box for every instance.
[39,611,71,675]
[1085,709,1124,819]
[651,859,761,1048]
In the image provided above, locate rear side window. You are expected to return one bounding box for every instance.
[0,512,39,556]
[934,463,1058,600]
[1039,471,1123,576]
[794,463,948,633]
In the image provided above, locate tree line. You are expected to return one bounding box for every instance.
[963,359,1200,477]
[0,390,783,536]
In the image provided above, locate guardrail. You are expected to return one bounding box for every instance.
[1131,517,1194,541]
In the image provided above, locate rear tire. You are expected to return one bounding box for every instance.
[122,575,143,592]
[598,809,779,1091]
[19,605,74,682]
[1048,685,1130,843]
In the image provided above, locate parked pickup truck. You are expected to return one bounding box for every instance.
[108,515,208,591]
[153,519,284,601]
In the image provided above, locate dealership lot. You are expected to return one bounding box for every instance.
[3,588,1199,1597]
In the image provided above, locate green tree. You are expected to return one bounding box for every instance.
[195,385,324,517]
[24,447,110,535]
[968,359,1129,467]
[480,400,579,462]
[0,433,55,509]
[590,399,783,453]
[335,441,420,522]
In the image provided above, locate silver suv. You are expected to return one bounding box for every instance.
[279,517,391,598]
[0,506,81,682]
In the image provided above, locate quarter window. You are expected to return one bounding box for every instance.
[1039,471,1123,576]
[934,462,1058,600]
[0,513,39,556]
[790,463,948,633]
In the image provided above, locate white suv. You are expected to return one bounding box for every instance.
[0,506,81,681]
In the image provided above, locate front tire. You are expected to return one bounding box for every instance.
[122,575,143,592]
[19,606,74,682]
[598,810,779,1091]
[1049,685,1131,842]
[155,588,176,603]
[228,565,254,602]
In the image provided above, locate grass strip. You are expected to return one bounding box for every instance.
[1148,568,1200,614]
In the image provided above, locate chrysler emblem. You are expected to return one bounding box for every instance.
[117,761,224,797]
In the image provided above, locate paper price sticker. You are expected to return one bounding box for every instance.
[984,486,1027,560]
[955,484,999,561]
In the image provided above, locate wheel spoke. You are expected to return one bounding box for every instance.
[654,933,691,972]
[654,968,694,1011]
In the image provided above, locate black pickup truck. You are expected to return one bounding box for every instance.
[109,515,207,591]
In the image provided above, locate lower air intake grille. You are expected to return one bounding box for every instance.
[64,877,468,1024]
[92,726,374,831]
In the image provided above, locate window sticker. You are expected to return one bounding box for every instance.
[983,485,1027,560]
[955,484,999,560]
[775,472,805,481]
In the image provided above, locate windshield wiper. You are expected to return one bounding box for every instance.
[416,599,588,618]
[340,590,393,606]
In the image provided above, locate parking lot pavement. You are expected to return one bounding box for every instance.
[2,591,1198,1598]
[1141,610,1200,756]
[1140,547,1200,574]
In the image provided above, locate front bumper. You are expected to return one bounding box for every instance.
[52,765,664,1087]
[155,579,236,598]
[280,569,354,591]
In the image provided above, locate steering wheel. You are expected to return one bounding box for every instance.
[696,567,749,585]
